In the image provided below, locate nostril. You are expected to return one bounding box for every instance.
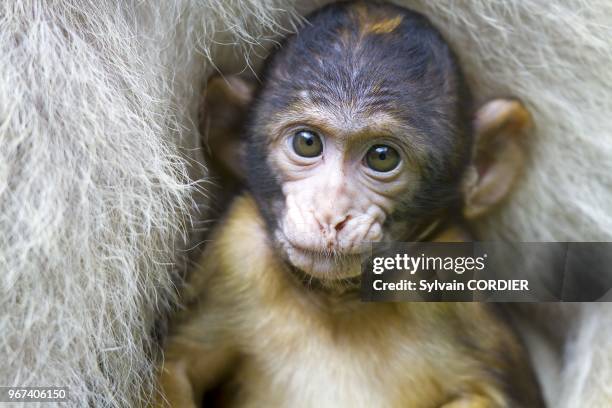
[313,213,325,233]
[334,215,351,232]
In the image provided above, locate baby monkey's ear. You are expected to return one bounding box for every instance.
[201,75,255,180]
[462,99,533,220]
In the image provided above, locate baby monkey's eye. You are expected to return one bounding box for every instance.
[365,145,400,172]
[292,130,323,158]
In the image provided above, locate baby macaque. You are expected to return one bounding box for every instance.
[158,1,542,407]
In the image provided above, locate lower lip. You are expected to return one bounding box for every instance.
[290,246,363,265]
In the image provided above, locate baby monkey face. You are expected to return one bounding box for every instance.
[267,104,420,279]
[230,2,530,282]
[243,1,473,280]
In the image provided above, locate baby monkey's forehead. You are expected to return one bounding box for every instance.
[256,1,469,153]
[265,1,460,113]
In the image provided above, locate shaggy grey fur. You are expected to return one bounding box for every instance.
[0,1,295,406]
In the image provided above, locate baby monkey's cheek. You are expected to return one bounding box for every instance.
[279,193,322,247]
[342,205,386,246]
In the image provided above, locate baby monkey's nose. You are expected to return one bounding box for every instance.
[334,215,351,232]
[317,213,351,238]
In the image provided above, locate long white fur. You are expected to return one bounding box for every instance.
[0,0,610,406]
[0,1,295,407]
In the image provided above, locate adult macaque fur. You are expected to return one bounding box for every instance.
[1,1,611,407]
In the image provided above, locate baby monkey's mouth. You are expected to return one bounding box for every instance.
[275,230,364,280]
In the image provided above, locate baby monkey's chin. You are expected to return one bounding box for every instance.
[287,246,362,280]
[275,234,363,280]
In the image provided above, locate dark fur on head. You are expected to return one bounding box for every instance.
[246,0,473,237]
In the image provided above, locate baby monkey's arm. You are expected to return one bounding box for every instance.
[158,335,237,408]
[157,242,242,408]
[441,395,499,407]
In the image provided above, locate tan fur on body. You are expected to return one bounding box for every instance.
[158,194,542,407]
